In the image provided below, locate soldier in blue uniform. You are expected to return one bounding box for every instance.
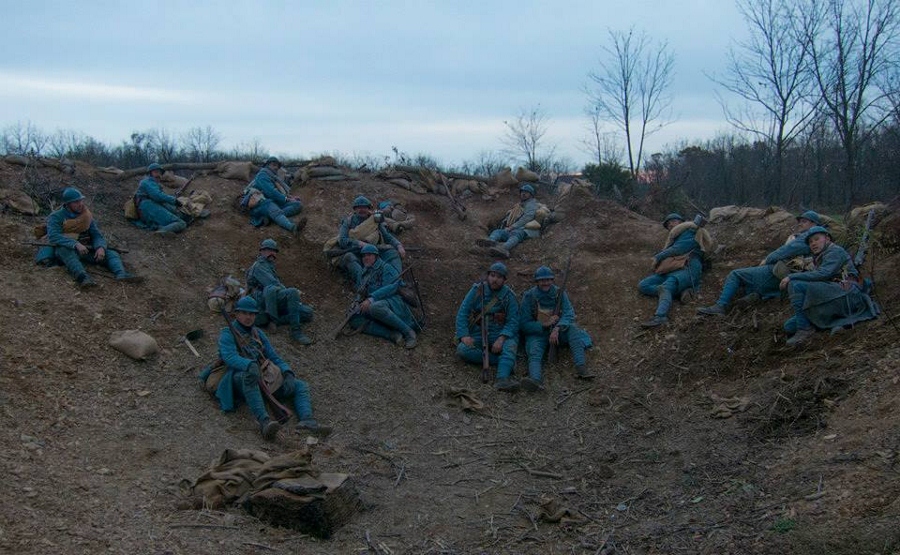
[519,266,594,391]
[479,184,539,259]
[133,163,188,235]
[242,157,305,234]
[38,187,139,286]
[336,195,406,287]
[347,244,419,348]
[698,210,822,316]
[454,262,520,391]
[780,226,879,345]
[204,297,329,439]
[246,238,313,345]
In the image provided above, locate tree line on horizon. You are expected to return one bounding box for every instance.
[3,0,899,213]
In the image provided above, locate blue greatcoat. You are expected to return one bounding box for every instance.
[337,213,403,285]
[713,229,815,307]
[246,255,313,329]
[38,206,127,279]
[489,197,539,251]
[638,227,704,317]
[455,282,519,379]
[349,258,418,341]
[520,285,593,381]
[204,322,312,421]
[784,243,879,332]
[134,176,185,229]
[247,167,302,227]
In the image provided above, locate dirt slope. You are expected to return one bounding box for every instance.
[0,160,898,555]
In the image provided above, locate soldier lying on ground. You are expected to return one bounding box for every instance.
[35,187,140,287]
[698,210,822,316]
[638,213,714,328]
[330,195,406,288]
[346,244,419,348]
[240,157,306,235]
[780,226,880,346]
[519,265,595,391]
[132,163,189,235]
[203,297,329,440]
[454,262,520,392]
[246,238,313,345]
[478,184,539,259]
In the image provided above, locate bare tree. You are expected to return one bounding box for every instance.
[582,104,625,165]
[1,121,48,156]
[501,105,556,172]
[713,0,817,203]
[149,128,179,163]
[586,26,674,180]
[183,125,222,162]
[799,0,900,204]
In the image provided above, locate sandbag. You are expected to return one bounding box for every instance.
[216,161,254,181]
[161,171,189,187]
[0,188,39,215]
[123,198,138,220]
[493,168,518,188]
[109,330,159,360]
[515,167,540,182]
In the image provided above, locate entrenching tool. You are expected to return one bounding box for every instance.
[183,329,204,357]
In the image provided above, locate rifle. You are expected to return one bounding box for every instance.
[547,255,572,364]
[220,307,292,424]
[24,241,130,254]
[480,281,490,383]
[406,264,427,329]
[174,172,198,198]
[853,208,876,269]
[331,265,411,339]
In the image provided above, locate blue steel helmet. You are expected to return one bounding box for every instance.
[378,200,394,210]
[147,162,163,173]
[360,244,379,255]
[488,262,508,278]
[263,156,281,167]
[533,265,555,281]
[796,210,822,225]
[61,187,85,204]
[259,238,279,252]
[662,213,684,227]
[234,296,260,313]
[353,195,374,209]
[805,225,832,243]
[519,183,536,196]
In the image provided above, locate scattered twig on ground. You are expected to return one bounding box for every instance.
[555,385,596,408]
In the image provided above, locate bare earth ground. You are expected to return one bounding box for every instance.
[0,160,898,555]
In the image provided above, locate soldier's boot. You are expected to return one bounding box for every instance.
[115,273,144,283]
[679,289,695,303]
[296,419,333,438]
[290,327,313,345]
[489,246,510,259]
[476,239,498,248]
[494,377,520,392]
[697,304,726,316]
[259,417,281,441]
[521,376,544,393]
[293,216,308,235]
[640,315,668,328]
[403,329,418,349]
[155,221,187,236]
[785,327,815,346]
[77,273,98,288]
[575,366,596,379]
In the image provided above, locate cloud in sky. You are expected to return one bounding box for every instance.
[0,1,748,167]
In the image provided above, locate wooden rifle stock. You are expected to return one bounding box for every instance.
[547,256,572,364]
[219,307,292,423]
[174,172,198,198]
[480,281,490,383]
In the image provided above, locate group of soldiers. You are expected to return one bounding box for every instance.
[34,162,879,439]
[638,210,879,346]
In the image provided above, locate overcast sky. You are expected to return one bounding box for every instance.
[0,1,747,168]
